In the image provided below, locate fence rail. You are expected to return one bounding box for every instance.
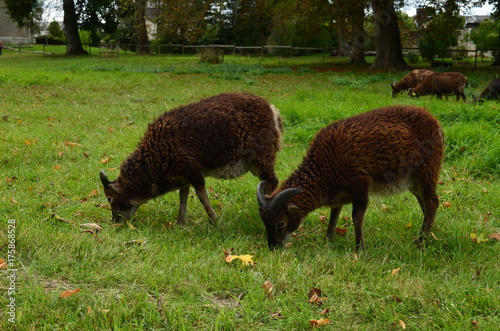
[3,42,498,68]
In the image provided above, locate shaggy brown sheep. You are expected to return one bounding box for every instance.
[391,69,435,97]
[408,72,468,102]
[257,105,444,250]
[101,92,282,224]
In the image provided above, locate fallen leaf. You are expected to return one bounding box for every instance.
[88,190,99,197]
[58,151,64,158]
[310,318,330,328]
[308,288,325,305]
[263,280,274,299]
[222,247,234,257]
[126,220,137,229]
[442,201,452,208]
[10,197,18,205]
[83,151,90,158]
[53,165,61,170]
[470,233,488,243]
[225,254,255,267]
[487,233,500,241]
[101,157,111,164]
[87,306,93,314]
[404,222,412,228]
[64,141,82,147]
[389,268,401,277]
[399,320,406,329]
[284,242,293,249]
[80,223,102,231]
[335,227,347,236]
[320,308,329,315]
[59,288,81,298]
[0,258,7,269]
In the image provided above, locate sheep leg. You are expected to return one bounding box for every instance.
[326,207,342,240]
[176,186,190,225]
[351,197,368,250]
[193,185,218,224]
[411,180,439,245]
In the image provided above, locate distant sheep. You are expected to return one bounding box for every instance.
[473,78,500,102]
[409,72,468,102]
[257,105,444,250]
[391,69,435,97]
[101,93,283,224]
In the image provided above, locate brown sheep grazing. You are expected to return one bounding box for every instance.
[101,92,283,224]
[408,72,468,102]
[257,105,444,250]
[391,69,435,97]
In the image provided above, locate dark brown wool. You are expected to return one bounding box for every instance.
[257,105,444,250]
[409,72,468,102]
[391,69,435,97]
[101,92,282,224]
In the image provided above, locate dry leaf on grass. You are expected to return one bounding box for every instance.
[335,227,347,236]
[126,220,137,229]
[310,318,330,328]
[0,258,7,269]
[59,288,81,298]
[308,288,325,305]
[80,223,102,231]
[386,268,401,279]
[487,233,500,241]
[263,280,274,299]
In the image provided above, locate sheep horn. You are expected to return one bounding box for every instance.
[257,181,268,208]
[100,170,110,187]
[269,187,303,213]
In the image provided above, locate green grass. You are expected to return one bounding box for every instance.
[1,51,499,330]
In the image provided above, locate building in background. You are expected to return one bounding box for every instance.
[0,0,32,44]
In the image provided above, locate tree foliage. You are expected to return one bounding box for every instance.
[3,0,43,31]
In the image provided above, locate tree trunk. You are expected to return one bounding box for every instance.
[370,0,409,70]
[63,0,88,55]
[135,0,149,55]
[350,2,366,64]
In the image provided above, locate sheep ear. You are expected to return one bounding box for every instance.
[109,182,124,194]
[287,203,300,214]
[257,181,268,208]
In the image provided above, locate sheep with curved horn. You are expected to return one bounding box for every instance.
[101,92,282,224]
[257,105,444,250]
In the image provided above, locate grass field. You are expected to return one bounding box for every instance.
[1,50,499,330]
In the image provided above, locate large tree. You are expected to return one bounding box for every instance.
[63,0,88,54]
[371,0,410,70]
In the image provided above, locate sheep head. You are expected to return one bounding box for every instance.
[100,170,140,222]
[257,181,303,249]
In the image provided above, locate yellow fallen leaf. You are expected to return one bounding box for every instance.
[0,258,7,269]
[310,318,330,328]
[386,268,401,279]
[470,233,488,243]
[225,254,255,267]
[399,320,406,329]
[87,306,93,314]
[59,288,81,298]
[404,222,412,228]
[126,220,137,229]
[88,189,99,197]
